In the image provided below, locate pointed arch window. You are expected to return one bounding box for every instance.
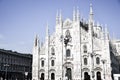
[84,58,87,65]
[96,57,100,64]
[83,45,87,53]
[66,49,71,57]
[51,60,55,66]
[51,47,55,55]
[41,73,45,80]
[41,60,44,67]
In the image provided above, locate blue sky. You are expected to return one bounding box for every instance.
[0,0,120,53]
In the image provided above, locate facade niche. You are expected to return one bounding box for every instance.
[41,60,44,67]
[96,57,100,64]
[66,49,71,57]
[51,47,55,55]
[83,45,87,53]
[51,60,55,66]
[84,58,87,65]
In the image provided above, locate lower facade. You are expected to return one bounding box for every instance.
[33,66,112,80]
[0,71,32,80]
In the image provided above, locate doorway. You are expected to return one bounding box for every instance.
[96,72,101,80]
[84,72,90,80]
[41,73,44,80]
[65,68,72,80]
[51,73,55,80]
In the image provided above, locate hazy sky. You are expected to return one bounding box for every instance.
[0,0,120,53]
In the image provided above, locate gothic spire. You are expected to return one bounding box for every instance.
[56,10,62,24]
[77,7,80,21]
[89,3,93,23]
[105,25,109,40]
[97,21,100,27]
[34,34,39,47]
[56,10,59,24]
[35,35,38,47]
[56,10,59,18]
[46,22,49,39]
[73,7,76,21]
[59,9,62,23]
[90,3,93,15]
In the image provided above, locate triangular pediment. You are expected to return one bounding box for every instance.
[63,18,72,27]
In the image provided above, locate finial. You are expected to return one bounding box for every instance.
[59,9,62,18]
[77,6,79,13]
[59,9,62,23]
[90,3,93,15]
[104,24,109,40]
[35,34,39,47]
[73,7,76,21]
[97,21,100,27]
[77,6,80,20]
[89,3,94,23]
[73,7,75,15]
[73,7,75,12]
[56,10,59,24]
[90,3,92,7]
[46,22,49,37]
[56,10,59,18]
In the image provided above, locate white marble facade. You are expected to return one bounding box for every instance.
[32,4,113,80]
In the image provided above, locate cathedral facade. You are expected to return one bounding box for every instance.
[32,5,115,80]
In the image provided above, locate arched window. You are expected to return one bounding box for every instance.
[84,58,87,65]
[51,60,54,66]
[96,57,100,64]
[83,45,87,53]
[41,73,45,80]
[41,60,44,67]
[66,49,70,57]
[51,47,55,55]
[51,73,55,80]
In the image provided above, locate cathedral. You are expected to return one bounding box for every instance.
[32,4,120,80]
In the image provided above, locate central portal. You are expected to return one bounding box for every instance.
[66,68,72,80]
